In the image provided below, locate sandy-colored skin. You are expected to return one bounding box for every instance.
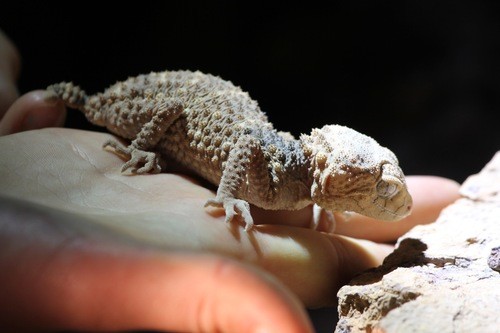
[48,71,412,230]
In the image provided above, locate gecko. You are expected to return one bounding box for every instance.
[47,70,412,231]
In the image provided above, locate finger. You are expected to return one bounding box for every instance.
[251,175,460,236]
[0,197,313,333]
[0,29,21,116]
[329,234,396,284]
[0,90,66,136]
[333,176,461,242]
[252,224,396,307]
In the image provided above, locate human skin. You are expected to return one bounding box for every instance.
[0,29,460,333]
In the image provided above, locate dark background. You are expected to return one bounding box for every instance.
[2,1,500,331]
[2,1,500,183]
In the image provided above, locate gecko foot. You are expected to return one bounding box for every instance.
[103,139,161,174]
[205,198,254,231]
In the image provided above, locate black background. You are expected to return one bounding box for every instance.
[2,1,500,331]
[3,1,500,182]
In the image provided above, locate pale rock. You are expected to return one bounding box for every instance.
[335,152,500,333]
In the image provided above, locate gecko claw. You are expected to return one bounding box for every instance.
[205,198,254,231]
[125,149,161,174]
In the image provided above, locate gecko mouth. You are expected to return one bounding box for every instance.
[371,191,413,220]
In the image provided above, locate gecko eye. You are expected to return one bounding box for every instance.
[376,180,400,199]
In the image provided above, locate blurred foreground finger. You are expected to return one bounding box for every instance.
[0,197,313,333]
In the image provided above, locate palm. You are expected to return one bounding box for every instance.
[1,127,360,306]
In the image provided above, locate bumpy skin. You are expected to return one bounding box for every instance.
[47,70,412,231]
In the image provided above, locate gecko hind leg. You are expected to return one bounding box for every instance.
[103,98,183,174]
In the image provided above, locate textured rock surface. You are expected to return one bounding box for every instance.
[335,152,500,333]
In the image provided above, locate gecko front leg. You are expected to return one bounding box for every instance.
[205,135,264,231]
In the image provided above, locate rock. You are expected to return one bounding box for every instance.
[335,152,500,333]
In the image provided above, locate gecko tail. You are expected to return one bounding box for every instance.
[47,82,105,126]
[47,82,88,110]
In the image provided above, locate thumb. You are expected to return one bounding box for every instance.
[0,90,66,136]
[0,197,313,333]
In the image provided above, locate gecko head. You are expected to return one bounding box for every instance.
[300,125,412,221]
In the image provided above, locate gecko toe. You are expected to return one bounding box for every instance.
[231,199,253,231]
[205,198,253,230]
[204,198,222,208]
[103,139,131,159]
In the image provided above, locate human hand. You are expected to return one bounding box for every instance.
[0,126,459,332]
[0,34,460,332]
